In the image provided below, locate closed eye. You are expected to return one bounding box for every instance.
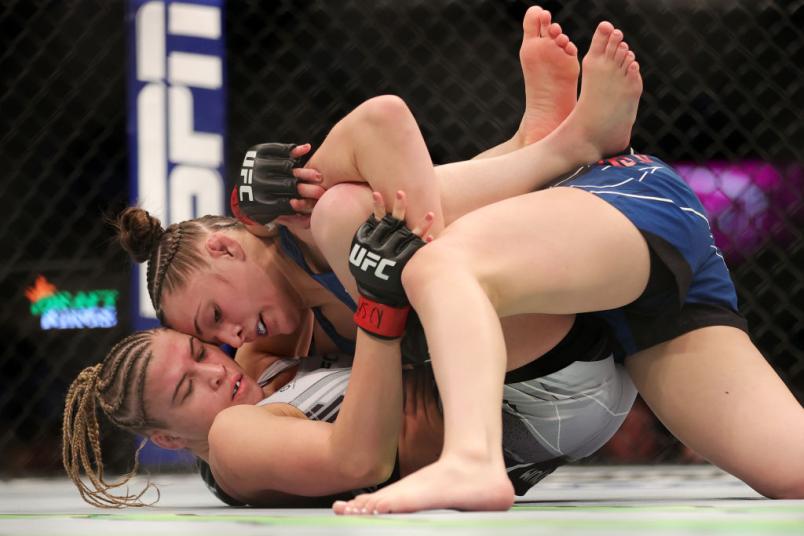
[183,338,206,402]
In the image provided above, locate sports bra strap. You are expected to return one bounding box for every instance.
[312,307,356,355]
[278,226,357,311]
[256,358,300,387]
[277,226,357,355]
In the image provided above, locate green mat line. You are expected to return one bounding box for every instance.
[511,504,804,514]
[2,513,803,533]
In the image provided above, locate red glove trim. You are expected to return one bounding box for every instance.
[353,296,410,340]
[230,186,258,226]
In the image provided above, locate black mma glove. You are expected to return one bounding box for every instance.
[349,214,426,339]
[230,142,302,225]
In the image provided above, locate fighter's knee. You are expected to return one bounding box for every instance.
[313,183,367,222]
[310,183,371,243]
[358,95,415,131]
[402,240,472,302]
[756,474,804,499]
[400,244,434,297]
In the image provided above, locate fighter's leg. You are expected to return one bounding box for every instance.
[518,7,579,144]
[311,22,640,274]
[304,9,584,234]
[333,20,644,514]
[334,183,649,514]
[335,186,648,515]
[434,20,641,224]
[473,5,579,160]
[626,326,804,499]
[283,6,578,235]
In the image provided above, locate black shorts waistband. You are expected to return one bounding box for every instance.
[504,315,613,384]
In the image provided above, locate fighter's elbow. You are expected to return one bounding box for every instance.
[338,455,396,488]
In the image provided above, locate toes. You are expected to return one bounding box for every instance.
[614,41,629,66]
[362,498,381,515]
[374,499,392,514]
[623,50,635,70]
[538,9,552,37]
[626,61,642,86]
[565,41,578,56]
[341,494,371,515]
[340,500,356,515]
[605,29,624,58]
[332,500,347,515]
[548,22,562,39]
[522,6,541,36]
[555,33,569,47]
[589,21,614,55]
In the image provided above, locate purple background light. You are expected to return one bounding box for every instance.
[676,161,804,263]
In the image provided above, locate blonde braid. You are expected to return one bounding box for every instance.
[97,332,151,419]
[62,332,163,508]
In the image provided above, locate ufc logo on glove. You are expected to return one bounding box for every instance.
[238,150,256,202]
[349,244,397,281]
[348,214,425,340]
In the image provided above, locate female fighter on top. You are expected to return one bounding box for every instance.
[329,31,804,519]
[64,9,644,508]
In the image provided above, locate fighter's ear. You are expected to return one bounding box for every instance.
[205,232,245,261]
[149,430,188,451]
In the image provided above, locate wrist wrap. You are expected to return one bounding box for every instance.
[354,296,410,340]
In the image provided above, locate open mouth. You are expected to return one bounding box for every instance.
[256,315,268,337]
[232,375,243,400]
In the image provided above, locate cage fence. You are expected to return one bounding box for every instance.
[0,0,801,477]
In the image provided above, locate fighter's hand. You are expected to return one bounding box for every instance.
[230,142,326,233]
[349,191,433,340]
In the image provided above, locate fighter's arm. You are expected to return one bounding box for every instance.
[208,331,403,504]
[214,186,435,505]
[236,94,584,246]
[232,96,445,237]
[302,94,560,233]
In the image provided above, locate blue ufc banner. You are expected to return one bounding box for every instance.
[126,0,226,329]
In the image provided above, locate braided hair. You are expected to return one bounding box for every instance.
[62,330,165,507]
[114,208,246,322]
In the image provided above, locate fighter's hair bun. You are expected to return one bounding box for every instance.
[115,207,163,264]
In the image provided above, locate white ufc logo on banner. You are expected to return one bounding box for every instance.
[130,0,225,322]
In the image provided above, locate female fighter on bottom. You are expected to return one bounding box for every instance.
[64,297,634,506]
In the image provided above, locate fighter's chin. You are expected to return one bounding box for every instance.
[265,314,291,338]
[244,381,266,405]
[281,309,306,335]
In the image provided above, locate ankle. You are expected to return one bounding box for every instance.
[510,127,527,150]
[441,445,505,467]
[543,123,599,169]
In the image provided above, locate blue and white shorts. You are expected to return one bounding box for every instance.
[554,153,748,360]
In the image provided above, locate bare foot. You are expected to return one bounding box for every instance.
[550,21,643,163]
[517,6,580,145]
[333,455,514,515]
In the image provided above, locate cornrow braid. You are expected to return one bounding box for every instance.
[149,223,182,321]
[62,330,165,508]
[96,331,153,426]
[137,214,245,324]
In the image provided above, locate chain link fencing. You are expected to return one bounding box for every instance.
[0,0,801,476]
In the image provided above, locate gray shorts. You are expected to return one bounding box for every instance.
[502,356,637,494]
